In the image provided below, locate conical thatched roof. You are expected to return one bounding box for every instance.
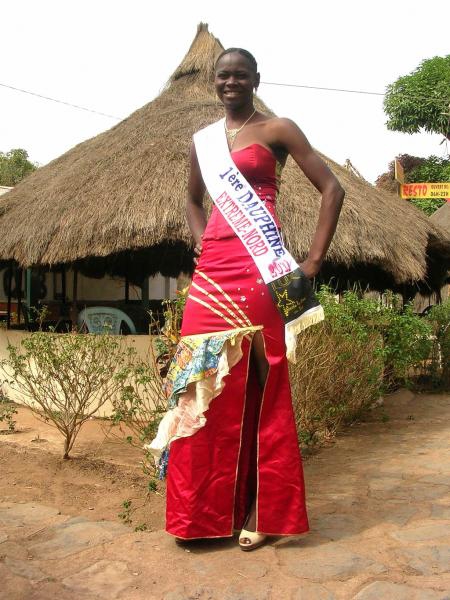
[430,202,450,234]
[0,23,449,292]
[430,202,450,284]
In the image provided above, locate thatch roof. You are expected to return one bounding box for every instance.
[0,23,449,292]
[430,202,450,234]
[430,202,450,285]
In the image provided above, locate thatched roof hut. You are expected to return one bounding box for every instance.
[0,23,449,293]
[430,203,450,235]
[430,203,450,285]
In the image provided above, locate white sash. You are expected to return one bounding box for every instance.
[193,118,324,362]
[194,118,299,283]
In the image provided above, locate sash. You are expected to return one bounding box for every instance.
[193,118,324,362]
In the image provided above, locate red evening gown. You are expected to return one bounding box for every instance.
[150,143,309,539]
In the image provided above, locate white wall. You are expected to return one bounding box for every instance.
[0,329,160,417]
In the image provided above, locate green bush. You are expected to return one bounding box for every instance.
[318,289,433,388]
[108,348,166,482]
[0,390,17,433]
[380,298,433,388]
[291,289,384,444]
[424,299,450,389]
[1,332,137,458]
[107,298,183,483]
[291,288,439,445]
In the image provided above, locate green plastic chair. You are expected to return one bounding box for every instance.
[77,306,136,334]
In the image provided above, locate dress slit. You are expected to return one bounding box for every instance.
[233,335,267,532]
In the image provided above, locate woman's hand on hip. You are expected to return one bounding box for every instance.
[299,258,321,279]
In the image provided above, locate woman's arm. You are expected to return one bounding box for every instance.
[272,118,345,278]
[186,142,207,261]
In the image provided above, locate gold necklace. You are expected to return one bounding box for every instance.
[224,109,257,149]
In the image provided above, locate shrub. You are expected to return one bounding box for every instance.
[424,300,450,389]
[291,289,384,444]
[0,389,17,433]
[290,288,439,444]
[317,289,433,388]
[107,296,183,481]
[108,347,166,479]
[111,351,166,446]
[380,300,433,388]
[1,331,136,458]
[153,289,187,376]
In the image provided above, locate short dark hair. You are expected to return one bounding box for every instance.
[215,48,258,73]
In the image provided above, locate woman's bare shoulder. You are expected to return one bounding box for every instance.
[260,116,306,148]
[263,116,301,131]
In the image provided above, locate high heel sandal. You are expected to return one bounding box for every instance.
[239,528,267,551]
[239,513,267,551]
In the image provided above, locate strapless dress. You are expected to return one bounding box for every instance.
[202,143,282,240]
[155,143,309,539]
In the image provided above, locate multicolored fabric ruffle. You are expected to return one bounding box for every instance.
[146,326,261,478]
[164,331,239,408]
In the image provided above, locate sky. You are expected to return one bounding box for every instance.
[1,0,449,184]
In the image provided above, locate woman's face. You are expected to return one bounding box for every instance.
[214,52,258,110]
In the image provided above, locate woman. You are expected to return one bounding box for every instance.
[149,48,344,550]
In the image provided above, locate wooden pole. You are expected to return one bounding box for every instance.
[6,261,13,330]
[61,265,67,303]
[17,268,22,326]
[125,274,130,303]
[68,267,79,329]
[73,268,78,302]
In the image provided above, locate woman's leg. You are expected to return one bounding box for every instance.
[241,331,268,536]
[251,330,269,389]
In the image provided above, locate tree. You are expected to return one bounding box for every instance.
[0,148,38,186]
[407,155,450,183]
[384,55,450,139]
[375,154,449,215]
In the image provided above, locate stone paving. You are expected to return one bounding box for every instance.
[1,390,450,599]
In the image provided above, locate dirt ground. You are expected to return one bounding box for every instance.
[1,389,450,599]
[0,407,166,532]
